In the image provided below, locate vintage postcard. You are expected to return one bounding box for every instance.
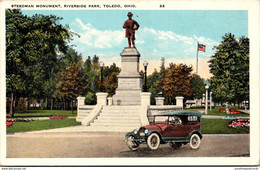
[0,0,259,167]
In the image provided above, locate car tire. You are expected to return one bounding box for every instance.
[147,133,160,150]
[126,136,139,151]
[189,134,201,149]
[170,142,182,149]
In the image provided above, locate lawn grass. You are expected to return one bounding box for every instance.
[184,108,203,111]
[6,118,81,133]
[6,117,249,134]
[185,106,249,117]
[10,109,78,118]
[206,106,249,117]
[201,119,249,134]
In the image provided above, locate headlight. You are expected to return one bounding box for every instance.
[133,129,138,134]
[144,129,149,134]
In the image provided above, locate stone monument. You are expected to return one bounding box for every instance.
[112,12,142,105]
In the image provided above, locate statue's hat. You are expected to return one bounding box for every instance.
[127,12,133,17]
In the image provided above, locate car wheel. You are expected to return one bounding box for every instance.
[189,134,201,149]
[126,136,139,151]
[170,142,182,149]
[147,133,160,150]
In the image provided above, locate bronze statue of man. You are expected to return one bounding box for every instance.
[123,12,140,48]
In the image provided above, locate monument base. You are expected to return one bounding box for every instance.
[113,90,141,105]
[112,47,143,105]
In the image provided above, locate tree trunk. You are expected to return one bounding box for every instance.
[51,98,53,110]
[9,93,14,117]
[14,96,19,116]
[46,98,49,109]
[71,99,73,114]
[63,100,66,110]
[27,98,31,110]
[45,98,48,109]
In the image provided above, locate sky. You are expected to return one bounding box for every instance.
[21,10,248,78]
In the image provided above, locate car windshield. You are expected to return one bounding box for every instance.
[153,116,168,124]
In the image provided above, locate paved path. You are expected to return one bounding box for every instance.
[202,115,225,119]
[239,110,250,114]
[7,131,249,158]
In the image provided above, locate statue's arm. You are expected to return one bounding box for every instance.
[123,21,127,28]
[135,21,140,30]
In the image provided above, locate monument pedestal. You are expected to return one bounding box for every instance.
[113,48,143,105]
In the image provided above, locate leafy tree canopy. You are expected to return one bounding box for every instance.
[161,63,193,100]
[190,74,205,100]
[209,33,249,104]
[6,9,72,99]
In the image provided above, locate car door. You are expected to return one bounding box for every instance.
[161,116,187,137]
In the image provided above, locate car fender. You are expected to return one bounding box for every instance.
[125,131,138,139]
[188,130,203,139]
[146,130,164,141]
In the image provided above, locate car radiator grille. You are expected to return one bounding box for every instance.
[138,127,146,139]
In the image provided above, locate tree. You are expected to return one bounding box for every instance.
[80,55,100,104]
[161,63,193,104]
[55,61,87,112]
[39,47,84,110]
[209,33,249,104]
[6,9,72,116]
[160,57,165,75]
[60,48,83,67]
[147,69,163,104]
[147,58,165,104]
[190,74,205,100]
[103,63,120,96]
[83,56,92,73]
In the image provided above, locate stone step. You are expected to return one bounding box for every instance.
[78,114,91,117]
[77,116,90,119]
[78,105,95,109]
[78,112,92,115]
[101,109,141,112]
[94,118,140,123]
[76,118,84,122]
[100,113,140,117]
[78,110,92,112]
[103,106,141,109]
[99,113,140,117]
[77,117,85,120]
[79,111,92,113]
[86,105,142,129]
[101,109,140,113]
[100,110,140,114]
[77,113,92,116]
[100,112,140,115]
[78,110,93,113]
[96,116,140,121]
[78,115,91,119]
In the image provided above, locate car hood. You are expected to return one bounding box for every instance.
[143,124,168,132]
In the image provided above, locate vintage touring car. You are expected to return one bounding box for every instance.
[125,111,202,151]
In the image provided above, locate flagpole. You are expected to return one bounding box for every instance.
[196,42,199,74]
